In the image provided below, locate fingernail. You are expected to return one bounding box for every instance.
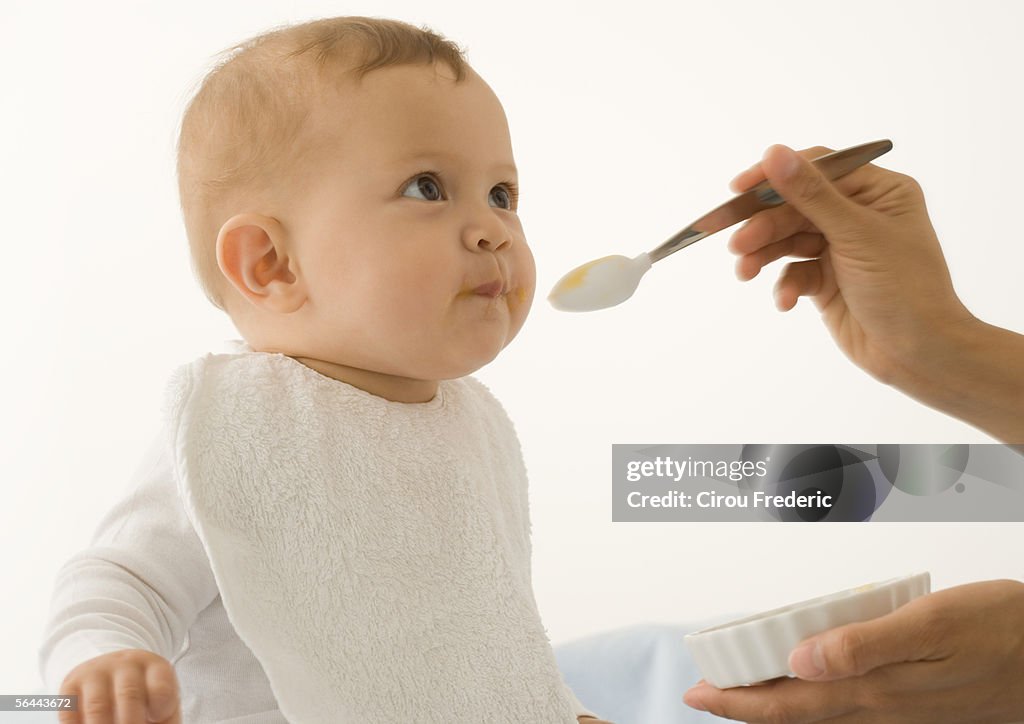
[790,641,825,678]
[767,144,800,180]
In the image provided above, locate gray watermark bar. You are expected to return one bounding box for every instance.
[0,695,78,711]
[612,444,1024,522]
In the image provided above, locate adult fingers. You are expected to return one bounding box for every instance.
[684,676,859,723]
[774,258,827,311]
[735,232,827,281]
[729,146,834,192]
[760,145,870,244]
[788,670,985,724]
[684,662,948,724]
[728,202,819,256]
[788,597,948,682]
[728,146,901,266]
[729,145,893,201]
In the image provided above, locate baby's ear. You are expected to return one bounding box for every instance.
[216,213,305,313]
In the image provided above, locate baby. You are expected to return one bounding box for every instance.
[37,15,611,724]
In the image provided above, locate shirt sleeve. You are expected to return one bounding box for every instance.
[37,417,219,691]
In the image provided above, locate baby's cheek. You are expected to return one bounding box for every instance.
[382,273,451,332]
[400,273,449,308]
[373,260,437,298]
[503,285,534,345]
[512,247,537,309]
[515,242,537,287]
[507,286,530,316]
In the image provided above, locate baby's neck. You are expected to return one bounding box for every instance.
[288,356,439,403]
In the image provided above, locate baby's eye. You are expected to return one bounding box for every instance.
[401,172,517,211]
[490,186,515,211]
[402,174,444,202]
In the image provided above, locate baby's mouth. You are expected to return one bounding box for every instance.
[472,280,506,298]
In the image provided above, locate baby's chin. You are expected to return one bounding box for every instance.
[419,346,506,381]
[418,328,527,380]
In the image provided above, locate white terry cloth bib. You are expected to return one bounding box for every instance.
[161,343,579,723]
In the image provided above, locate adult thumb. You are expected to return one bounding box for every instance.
[787,606,925,681]
[761,144,866,240]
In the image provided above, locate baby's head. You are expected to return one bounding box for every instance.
[176,17,533,401]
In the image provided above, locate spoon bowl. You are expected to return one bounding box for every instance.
[547,253,653,312]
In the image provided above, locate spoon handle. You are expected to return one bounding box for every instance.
[647,139,894,263]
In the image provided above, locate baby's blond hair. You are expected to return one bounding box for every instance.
[175,16,470,313]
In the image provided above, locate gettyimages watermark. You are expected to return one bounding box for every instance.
[612,444,1024,522]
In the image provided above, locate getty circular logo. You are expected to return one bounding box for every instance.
[737,445,971,522]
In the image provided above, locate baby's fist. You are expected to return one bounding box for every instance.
[58,648,180,723]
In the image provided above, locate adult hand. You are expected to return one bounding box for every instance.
[683,579,1024,723]
[728,143,974,387]
[728,144,1024,444]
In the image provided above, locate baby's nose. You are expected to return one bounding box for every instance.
[475,238,509,251]
[465,235,511,253]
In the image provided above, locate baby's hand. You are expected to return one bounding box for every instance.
[58,648,180,723]
[577,717,615,723]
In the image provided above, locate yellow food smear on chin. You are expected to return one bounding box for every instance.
[557,256,616,292]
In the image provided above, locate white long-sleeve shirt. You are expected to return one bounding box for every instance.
[38,343,595,722]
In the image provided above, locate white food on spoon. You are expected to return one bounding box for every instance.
[547,253,653,312]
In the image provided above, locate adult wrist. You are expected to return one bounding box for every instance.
[890,313,1024,443]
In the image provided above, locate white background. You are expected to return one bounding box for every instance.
[3,0,1022,697]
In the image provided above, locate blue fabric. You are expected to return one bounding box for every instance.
[554,622,731,724]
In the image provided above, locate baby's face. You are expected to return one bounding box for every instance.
[284,62,533,389]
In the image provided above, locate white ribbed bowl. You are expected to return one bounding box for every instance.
[684,572,931,688]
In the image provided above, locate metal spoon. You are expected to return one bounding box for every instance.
[548,139,894,312]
